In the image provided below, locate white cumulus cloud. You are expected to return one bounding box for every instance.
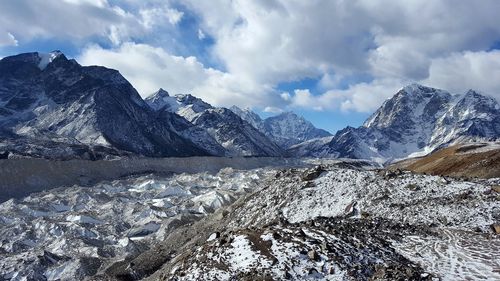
[3,0,500,113]
[78,42,276,108]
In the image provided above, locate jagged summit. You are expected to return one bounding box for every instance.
[363,84,452,129]
[229,105,264,130]
[37,50,64,70]
[0,52,210,159]
[145,90,282,156]
[290,84,500,162]
[155,88,170,97]
[230,106,331,148]
[459,89,500,110]
[145,89,212,121]
[1,51,67,71]
[2,51,498,161]
[263,111,332,147]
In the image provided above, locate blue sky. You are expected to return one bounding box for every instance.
[1,0,500,134]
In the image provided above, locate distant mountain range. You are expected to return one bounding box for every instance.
[145,89,283,156]
[229,106,331,148]
[0,52,498,161]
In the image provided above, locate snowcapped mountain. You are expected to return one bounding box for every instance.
[229,106,264,130]
[146,88,212,122]
[0,51,210,159]
[3,51,497,162]
[262,111,332,147]
[230,106,332,148]
[145,90,283,156]
[289,84,500,162]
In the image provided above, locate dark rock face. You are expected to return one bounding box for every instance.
[289,84,500,162]
[0,51,210,159]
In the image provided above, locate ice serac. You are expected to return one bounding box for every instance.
[146,90,283,156]
[0,51,210,159]
[230,106,331,148]
[289,84,500,162]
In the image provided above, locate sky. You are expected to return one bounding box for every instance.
[1,0,500,133]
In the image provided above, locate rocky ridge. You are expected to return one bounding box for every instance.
[145,89,283,157]
[289,84,500,163]
[0,52,208,159]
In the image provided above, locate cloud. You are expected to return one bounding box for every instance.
[0,0,141,45]
[3,0,500,113]
[77,42,277,108]
[280,92,291,101]
[183,0,500,111]
[285,79,405,113]
[62,0,107,7]
[197,29,206,40]
[263,106,283,113]
[0,0,185,47]
[425,50,500,99]
[140,7,183,28]
[0,32,18,47]
[78,43,210,97]
[285,50,500,113]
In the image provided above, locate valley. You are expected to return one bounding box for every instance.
[1,161,499,280]
[0,51,499,281]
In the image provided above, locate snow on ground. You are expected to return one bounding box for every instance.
[212,165,500,280]
[1,162,499,280]
[0,167,273,280]
[279,169,498,229]
[226,235,272,272]
[394,229,500,280]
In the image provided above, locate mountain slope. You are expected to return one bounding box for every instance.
[230,106,332,148]
[289,84,500,162]
[145,90,283,156]
[390,142,500,179]
[0,51,209,159]
[229,106,265,131]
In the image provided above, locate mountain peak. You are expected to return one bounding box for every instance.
[230,105,255,114]
[154,88,170,97]
[278,111,301,118]
[296,84,500,162]
[37,51,64,70]
[364,84,452,129]
[464,89,482,98]
[0,51,65,71]
[456,89,499,111]
[401,82,424,92]
[0,51,209,158]
[175,93,212,109]
[398,83,449,97]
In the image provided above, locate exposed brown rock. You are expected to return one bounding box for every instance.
[389,143,500,179]
[491,223,500,234]
[301,166,325,181]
